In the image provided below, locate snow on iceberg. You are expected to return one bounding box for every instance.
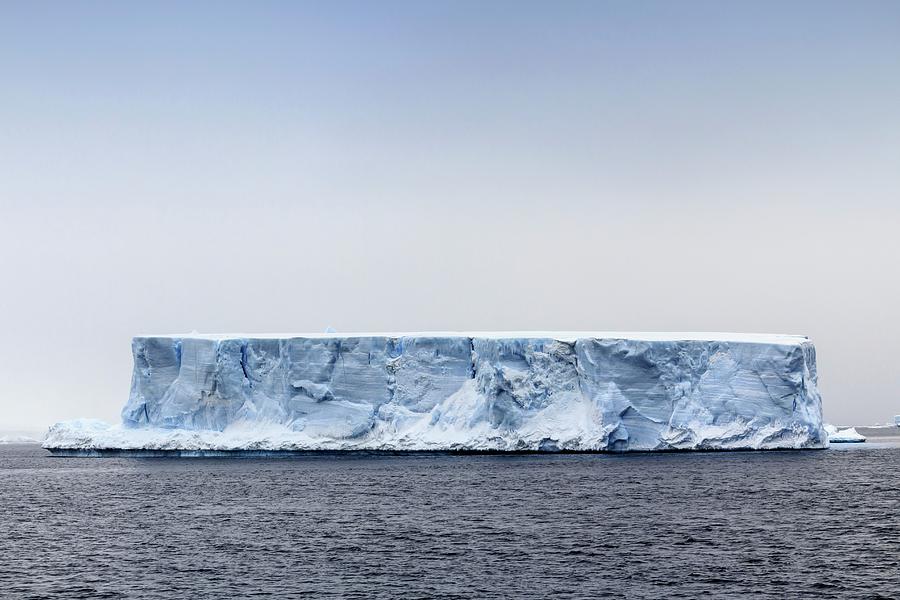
[44,332,827,453]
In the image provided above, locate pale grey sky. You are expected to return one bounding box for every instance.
[1,1,898,428]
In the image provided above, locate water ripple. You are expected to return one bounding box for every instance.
[1,443,899,599]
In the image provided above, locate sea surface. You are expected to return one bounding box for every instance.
[2,441,899,599]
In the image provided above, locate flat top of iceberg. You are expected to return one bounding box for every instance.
[140,331,810,345]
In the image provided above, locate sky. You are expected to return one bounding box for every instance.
[1,0,898,429]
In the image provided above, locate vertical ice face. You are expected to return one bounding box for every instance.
[472,338,582,429]
[283,337,392,438]
[574,339,823,450]
[124,337,180,426]
[76,332,827,451]
[391,336,473,412]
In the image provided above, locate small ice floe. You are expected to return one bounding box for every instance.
[825,424,866,444]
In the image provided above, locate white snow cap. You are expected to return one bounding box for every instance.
[143,331,810,345]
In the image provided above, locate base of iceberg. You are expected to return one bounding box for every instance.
[44,332,827,454]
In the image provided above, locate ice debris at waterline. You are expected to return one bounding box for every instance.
[44,332,827,453]
[825,424,866,444]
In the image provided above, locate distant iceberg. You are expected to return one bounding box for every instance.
[0,432,41,444]
[44,332,827,453]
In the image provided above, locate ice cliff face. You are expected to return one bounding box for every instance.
[44,332,826,452]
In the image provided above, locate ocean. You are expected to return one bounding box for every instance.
[2,441,899,599]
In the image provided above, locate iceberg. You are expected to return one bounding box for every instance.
[44,332,827,453]
[0,432,41,444]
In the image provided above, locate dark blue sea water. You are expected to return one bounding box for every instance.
[2,441,899,599]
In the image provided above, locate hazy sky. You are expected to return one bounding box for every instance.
[1,1,898,428]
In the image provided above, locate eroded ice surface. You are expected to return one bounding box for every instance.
[44,332,826,452]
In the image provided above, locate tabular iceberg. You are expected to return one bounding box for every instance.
[44,332,827,453]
